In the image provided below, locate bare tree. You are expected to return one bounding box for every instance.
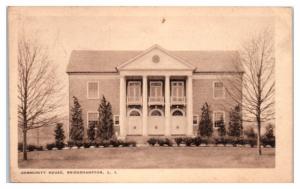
[18,36,62,160]
[225,29,275,155]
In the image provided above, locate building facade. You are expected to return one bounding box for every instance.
[67,45,243,140]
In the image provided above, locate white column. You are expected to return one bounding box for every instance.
[142,76,148,136]
[186,75,194,136]
[165,75,171,136]
[119,76,127,138]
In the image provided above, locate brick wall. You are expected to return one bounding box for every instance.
[192,76,242,129]
[69,75,120,131]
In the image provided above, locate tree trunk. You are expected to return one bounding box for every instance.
[257,121,262,155]
[23,130,28,160]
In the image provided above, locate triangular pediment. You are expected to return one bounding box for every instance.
[117,45,196,71]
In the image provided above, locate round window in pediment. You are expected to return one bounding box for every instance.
[152,55,160,63]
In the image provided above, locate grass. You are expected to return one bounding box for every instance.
[18,146,275,169]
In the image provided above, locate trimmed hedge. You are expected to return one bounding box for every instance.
[147,138,157,146]
[18,143,43,152]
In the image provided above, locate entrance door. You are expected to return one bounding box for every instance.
[127,109,142,135]
[171,109,186,135]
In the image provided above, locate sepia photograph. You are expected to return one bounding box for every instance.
[8,7,293,182]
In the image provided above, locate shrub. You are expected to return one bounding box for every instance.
[75,141,83,148]
[261,136,275,148]
[246,138,257,147]
[201,137,209,145]
[237,137,245,146]
[262,124,275,148]
[18,143,24,152]
[54,123,65,150]
[28,144,36,152]
[36,146,43,151]
[147,138,157,146]
[225,136,238,146]
[184,137,194,146]
[110,139,120,147]
[87,123,96,144]
[214,137,226,146]
[70,96,84,143]
[67,140,75,147]
[228,105,243,140]
[102,140,110,147]
[127,140,137,147]
[198,102,213,138]
[56,143,65,150]
[174,137,183,146]
[244,127,257,139]
[46,143,56,150]
[165,138,173,147]
[157,139,165,146]
[83,142,91,148]
[96,96,115,140]
[193,137,202,146]
[122,141,130,147]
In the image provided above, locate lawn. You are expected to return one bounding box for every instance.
[18,146,275,168]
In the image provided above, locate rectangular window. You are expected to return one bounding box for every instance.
[193,115,199,126]
[87,82,99,99]
[127,81,141,97]
[214,111,225,127]
[113,115,120,126]
[213,81,225,98]
[87,112,98,127]
[150,81,163,97]
[171,81,184,97]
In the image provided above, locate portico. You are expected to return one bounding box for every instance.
[117,45,195,138]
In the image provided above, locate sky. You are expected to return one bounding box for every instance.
[11,7,275,116]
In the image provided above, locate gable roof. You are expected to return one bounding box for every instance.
[116,44,196,71]
[66,47,243,73]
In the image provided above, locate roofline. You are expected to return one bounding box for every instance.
[67,71,118,74]
[67,71,244,74]
[116,44,197,71]
[194,71,244,74]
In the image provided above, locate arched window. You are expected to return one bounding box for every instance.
[128,109,141,116]
[149,109,164,116]
[171,109,185,116]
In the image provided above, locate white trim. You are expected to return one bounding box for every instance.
[149,108,164,117]
[171,108,185,116]
[171,81,184,97]
[213,81,225,99]
[113,115,120,127]
[213,111,226,128]
[193,115,200,126]
[127,108,142,117]
[149,81,163,97]
[116,44,196,71]
[193,74,239,80]
[120,70,193,76]
[87,81,99,99]
[127,80,142,97]
[86,111,99,127]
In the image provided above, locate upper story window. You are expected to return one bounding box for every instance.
[171,81,184,97]
[213,81,225,99]
[127,81,141,97]
[150,81,163,97]
[87,112,98,127]
[87,82,99,99]
[213,111,225,128]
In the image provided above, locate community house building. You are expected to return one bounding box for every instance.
[66,44,243,141]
